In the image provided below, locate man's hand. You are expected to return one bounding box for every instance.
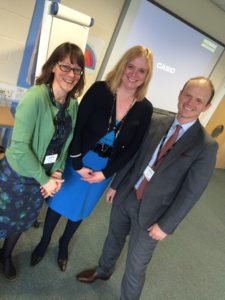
[105,188,117,204]
[148,223,167,240]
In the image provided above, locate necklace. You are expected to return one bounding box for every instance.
[107,93,136,140]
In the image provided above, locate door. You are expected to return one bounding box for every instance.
[205,95,225,168]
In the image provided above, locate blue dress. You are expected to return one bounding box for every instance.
[48,130,115,221]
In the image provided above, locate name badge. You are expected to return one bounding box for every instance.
[143,166,155,182]
[43,154,58,164]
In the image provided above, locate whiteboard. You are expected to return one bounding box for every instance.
[48,17,89,56]
[35,1,93,77]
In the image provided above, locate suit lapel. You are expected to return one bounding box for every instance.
[138,116,174,175]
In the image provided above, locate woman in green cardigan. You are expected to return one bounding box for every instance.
[0,42,85,280]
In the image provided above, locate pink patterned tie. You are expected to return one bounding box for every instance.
[135,125,181,200]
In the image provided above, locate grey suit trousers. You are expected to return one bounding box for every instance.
[97,192,158,300]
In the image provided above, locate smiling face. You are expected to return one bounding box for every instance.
[120,55,148,93]
[177,79,212,124]
[52,55,81,98]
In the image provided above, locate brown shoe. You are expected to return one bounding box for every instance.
[76,268,110,283]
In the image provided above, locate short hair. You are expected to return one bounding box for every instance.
[181,76,215,104]
[105,45,153,101]
[36,42,85,98]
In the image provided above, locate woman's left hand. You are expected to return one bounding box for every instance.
[40,177,64,198]
[40,171,63,198]
[51,171,63,192]
[40,186,51,198]
[82,171,105,183]
[51,171,62,179]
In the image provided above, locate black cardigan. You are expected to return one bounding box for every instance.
[70,81,153,178]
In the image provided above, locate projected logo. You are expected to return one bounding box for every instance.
[156,62,176,74]
[85,44,96,70]
[201,39,217,53]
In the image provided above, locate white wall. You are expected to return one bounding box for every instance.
[0,0,125,93]
[0,0,35,85]
[0,0,224,119]
[61,0,125,93]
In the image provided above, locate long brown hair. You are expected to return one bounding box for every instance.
[105,45,153,101]
[36,42,85,98]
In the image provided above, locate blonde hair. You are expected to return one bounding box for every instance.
[105,45,153,101]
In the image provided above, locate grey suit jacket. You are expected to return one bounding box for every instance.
[111,115,218,234]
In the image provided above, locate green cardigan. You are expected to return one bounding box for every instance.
[6,84,78,185]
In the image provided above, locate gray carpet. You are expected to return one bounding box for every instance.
[0,169,225,300]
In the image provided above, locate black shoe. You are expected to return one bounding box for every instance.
[57,258,67,272]
[0,249,17,281]
[57,238,68,272]
[3,257,17,281]
[30,253,43,266]
[30,240,49,266]
[0,248,3,262]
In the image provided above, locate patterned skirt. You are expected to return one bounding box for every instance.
[0,158,44,238]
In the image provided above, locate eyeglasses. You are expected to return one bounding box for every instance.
[57,63,83,76]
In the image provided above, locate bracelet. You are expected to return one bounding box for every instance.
[70,153,82,158]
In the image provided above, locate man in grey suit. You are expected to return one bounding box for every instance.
[76,77,218,300]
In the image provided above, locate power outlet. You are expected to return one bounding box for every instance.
[0,82,15,101]
[0,82,27,102]
[14,87,27,102]
[0,87,13,99]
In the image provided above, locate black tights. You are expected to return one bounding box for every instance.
[2,232,21,258]
[33,207,82,259]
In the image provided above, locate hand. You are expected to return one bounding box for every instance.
[40,186,50,198]
[51,171,62,179]
[76,167,93,179]
[147,223,167,241]
[51,171,63,192]
[106,188,116,204]
[82,171,105,183]
[40,177,64,198]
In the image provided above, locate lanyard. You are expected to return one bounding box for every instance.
[107,93,135,140]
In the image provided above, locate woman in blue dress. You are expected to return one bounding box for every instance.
[31,46,154,272]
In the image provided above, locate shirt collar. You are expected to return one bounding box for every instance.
[173,117,196,133]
